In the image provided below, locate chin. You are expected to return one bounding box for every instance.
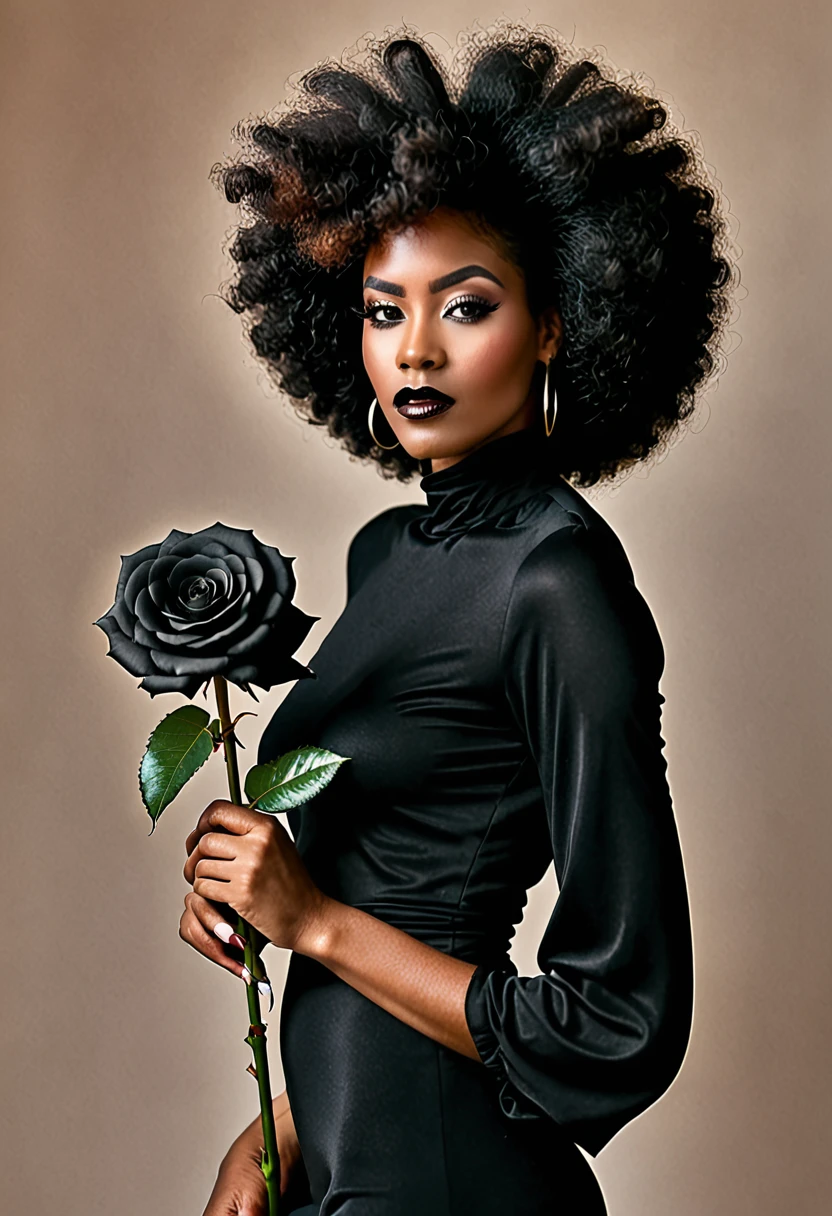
[403,425,489,459]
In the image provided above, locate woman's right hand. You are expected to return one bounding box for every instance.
[203,1093,308,1215]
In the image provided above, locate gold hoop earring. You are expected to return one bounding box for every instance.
[368,397,400,450]
[543,358,558,438]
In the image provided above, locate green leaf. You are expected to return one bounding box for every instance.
[244,745,350,814]
[140,706,215,832]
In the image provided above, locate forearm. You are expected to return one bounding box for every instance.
[296,896,481,1060]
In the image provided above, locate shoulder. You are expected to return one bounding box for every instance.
[501,511,665,691]
[511,516,634,616]
[347,503,424,599]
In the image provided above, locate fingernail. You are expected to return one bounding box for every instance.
[258,977,274,1012]
[241,965,254,986]
[230,933,247,950]
[214,922,234,944]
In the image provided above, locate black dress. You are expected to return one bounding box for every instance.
[258,427,694,1215]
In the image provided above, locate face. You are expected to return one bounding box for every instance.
[361,206,562,473]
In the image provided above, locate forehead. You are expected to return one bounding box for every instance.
[363,207,518,285]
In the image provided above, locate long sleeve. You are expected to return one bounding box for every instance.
[464,521,694,1157]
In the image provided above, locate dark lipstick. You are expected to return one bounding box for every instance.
[394,385,456,419]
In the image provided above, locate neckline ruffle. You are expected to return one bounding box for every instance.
[417,427,560,539]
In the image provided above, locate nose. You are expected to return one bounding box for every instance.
[396,315,447,372]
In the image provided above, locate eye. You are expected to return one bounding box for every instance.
[442,293,501,324]
[356,299,404,329]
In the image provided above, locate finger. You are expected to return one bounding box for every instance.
[184,799,240,854]
[183,894,272,998]
[184,828,240,861]
[179,902,245,979]
[194,857,236,882]
[193,875,235,903]
[188,890,249,951]
[185,800,263,854]
[183,831,239,884]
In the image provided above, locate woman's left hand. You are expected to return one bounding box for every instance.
[183,800,328,952]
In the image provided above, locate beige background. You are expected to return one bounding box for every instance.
[2,1,829,1213]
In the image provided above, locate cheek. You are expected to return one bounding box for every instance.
[454,308,537,400]
[362,328,396,385]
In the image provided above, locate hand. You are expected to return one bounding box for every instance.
[203,1095,309,1214]
[184,800,329,952]
[178,887,257,984]
[203,1138,267,1216]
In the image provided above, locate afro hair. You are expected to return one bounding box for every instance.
[211,20,737,487]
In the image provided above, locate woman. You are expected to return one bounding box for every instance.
[180,23,735,1215]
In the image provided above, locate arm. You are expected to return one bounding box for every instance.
[462,523,694,1156]
[297,901,480,1059]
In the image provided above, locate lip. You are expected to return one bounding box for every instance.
[395,399,455,419]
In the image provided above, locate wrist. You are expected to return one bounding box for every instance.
[294,891,341,960]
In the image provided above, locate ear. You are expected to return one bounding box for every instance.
[536,305,563,362]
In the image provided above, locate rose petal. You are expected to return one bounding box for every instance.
[258,590,284,624]
[147,556,183,607]
[260,545,296,599]
[167,523,255,562]
[134,586,167,634]
[274,600,321,652]
[224,664,259,687]
[186,604,254,649]
[177,573,221,612]
[206,567,231,597]
[139,672,204,698]
[169,554,221,593]
[149,649,229,677]
[226,621,271,656]
[157,529,193,557]
[161,567,247,629]
[163,535,230,560]
[137,622,208,649]
[227,652,315,693]
[94,613,155,678]
[109,595,136,637]
[190,522,260,560]
[123,559,155,616]
[242,557,265,595]
[113,543,163,605]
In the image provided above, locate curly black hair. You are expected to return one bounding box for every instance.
[211,20,737,487]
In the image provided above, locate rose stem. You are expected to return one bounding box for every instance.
[212,674,282,1216]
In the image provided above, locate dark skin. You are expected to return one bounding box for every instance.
[183,206,563,1214]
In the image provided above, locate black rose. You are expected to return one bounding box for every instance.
[94,522,319,697]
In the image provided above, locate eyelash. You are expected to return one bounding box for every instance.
[354,293,501,330]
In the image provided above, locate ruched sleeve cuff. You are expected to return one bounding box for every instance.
[465,961,549,1123]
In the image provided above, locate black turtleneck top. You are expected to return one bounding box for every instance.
[258,427,693,1214]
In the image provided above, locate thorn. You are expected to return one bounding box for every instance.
[246,1062,258,1080]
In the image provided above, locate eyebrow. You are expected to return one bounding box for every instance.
[362,264,505,298]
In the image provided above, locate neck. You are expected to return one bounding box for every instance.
[426,418,538,476]
[416,427,559,539]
